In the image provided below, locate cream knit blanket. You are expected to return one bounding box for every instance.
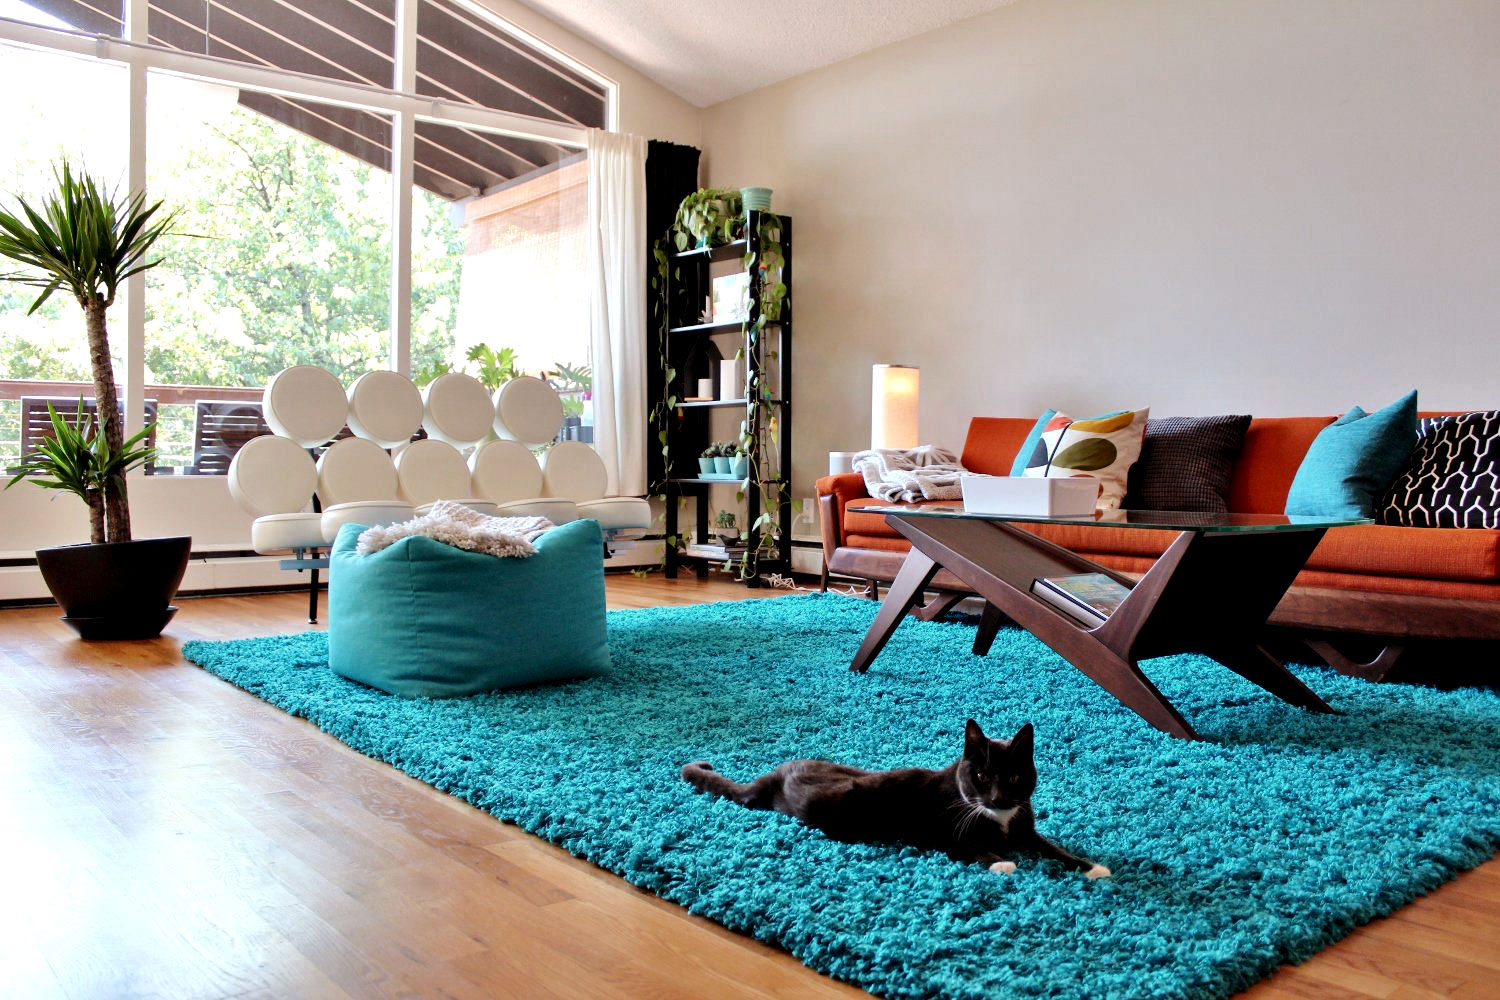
[852,445,966,503]
[355,500,554,559]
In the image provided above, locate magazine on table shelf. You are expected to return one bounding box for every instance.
[1030,573,1132,628]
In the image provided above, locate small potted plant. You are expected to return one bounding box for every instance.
[714,509,740,546]
[0,161,190,639]
[731,444,749,480]
[712,442,733,476]
[699,444,717,477]
[673,188,745,251]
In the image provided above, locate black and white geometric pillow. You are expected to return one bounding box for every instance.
[1379,411,1500,529]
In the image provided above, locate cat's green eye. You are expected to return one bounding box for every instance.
[975,771,989,783]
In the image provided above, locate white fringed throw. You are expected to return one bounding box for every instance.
[852,445,966,503]
[356,500,554,559]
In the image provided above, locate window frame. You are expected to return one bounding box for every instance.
[0,0,612,468]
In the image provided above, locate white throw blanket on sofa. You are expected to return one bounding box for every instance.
[852,445,966,503]
[355,500,554,559]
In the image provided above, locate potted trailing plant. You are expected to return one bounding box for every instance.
[672,188,744,251]
[0,162,190,639]
[730,445,749,480]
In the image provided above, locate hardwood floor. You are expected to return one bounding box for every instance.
[1,579,1495,999]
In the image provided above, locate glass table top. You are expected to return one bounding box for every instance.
[867,504,1373,533]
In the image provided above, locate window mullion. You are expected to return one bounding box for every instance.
[391,0,418,377]
[123,0,148,472]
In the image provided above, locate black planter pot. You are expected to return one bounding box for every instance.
[35,535,192,640]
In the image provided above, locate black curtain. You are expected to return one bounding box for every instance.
[645,141,702,488]
[645,140,701,244]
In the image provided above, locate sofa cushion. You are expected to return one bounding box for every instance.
[1226,417,1336,514]
[1022,523,1176,559]
[961,417,1036,475]
[1380,411,1500,529]
[844,498,958,539]
[1123,415,1251,513]
[1285,391,1419,518]
[1306,524,1500,581]
[1011,407,1150,510]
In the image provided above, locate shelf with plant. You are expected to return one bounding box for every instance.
[649,188,793,583]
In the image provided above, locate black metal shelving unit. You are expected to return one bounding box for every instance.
[658,212,792,584]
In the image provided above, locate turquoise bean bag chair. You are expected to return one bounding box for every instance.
[328,518,612,697]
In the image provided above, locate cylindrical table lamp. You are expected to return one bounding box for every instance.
[871,364,920,450]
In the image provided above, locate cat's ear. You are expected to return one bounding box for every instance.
[1010,722,1034,758]
[964,719,985,750]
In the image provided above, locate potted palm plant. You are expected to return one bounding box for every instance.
[0,162,190,639]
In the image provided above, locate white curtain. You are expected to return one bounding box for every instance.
[586,128,648,496]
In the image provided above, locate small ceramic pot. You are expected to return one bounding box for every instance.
[731,455,749,479]
[698,457,715,475]
[714,456,732,475]
[741,187,773,212]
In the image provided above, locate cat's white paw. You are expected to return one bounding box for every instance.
[989,860,1017,875]
[1084,864,1112,880]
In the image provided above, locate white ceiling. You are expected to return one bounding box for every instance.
[516,0,1018,108]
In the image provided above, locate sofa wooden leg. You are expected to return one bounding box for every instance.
[1305,639,1405,682]
[913,591,965,622]
[864,579,880,601]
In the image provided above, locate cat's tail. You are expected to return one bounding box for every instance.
[680,761,771,809]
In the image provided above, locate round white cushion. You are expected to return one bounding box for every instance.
[317,437,399,507]
[577,497,651,534]
[495,497,578,524]
[320,500,415,543]
[423,372,494,447]
[347,370,423,448]
[227,435,316,517]
[263,366,348,447]
[250,512,327,552]
[468,439,544,504]
[493,375,564,446]
[414,499,501,517]
[542,441,608,502]
[396,439,475,508]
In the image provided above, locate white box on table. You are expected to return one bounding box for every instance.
[959,474,1099,516]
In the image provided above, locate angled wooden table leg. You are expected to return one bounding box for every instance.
[849,548,940,673]
[1207,643,1337,713]
[973,602,1004,656]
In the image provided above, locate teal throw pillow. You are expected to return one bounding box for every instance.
[1284,390,1419,518]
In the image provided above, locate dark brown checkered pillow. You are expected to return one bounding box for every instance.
[1123,415,1252,513]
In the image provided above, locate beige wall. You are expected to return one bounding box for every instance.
[700,0,1500,501]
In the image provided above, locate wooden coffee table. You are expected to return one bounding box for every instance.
[848,506,1371,740]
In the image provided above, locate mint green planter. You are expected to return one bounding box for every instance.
[698,457,715,476]
[741,186,772,212]
[714,456,732,475]
[731,455,749,478]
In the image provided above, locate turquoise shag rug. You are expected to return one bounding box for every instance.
[182,594,1500,1000]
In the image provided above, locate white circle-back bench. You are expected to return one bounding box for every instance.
[227,365,651,622]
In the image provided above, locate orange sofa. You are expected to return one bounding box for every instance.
[816,415,1500,679]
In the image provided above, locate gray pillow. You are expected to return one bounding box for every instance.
[1123,415,1252,513]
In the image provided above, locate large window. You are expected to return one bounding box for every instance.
[0,40,127,471]
[0,0,609,474]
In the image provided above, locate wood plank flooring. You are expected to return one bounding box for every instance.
[0,579,1495,999]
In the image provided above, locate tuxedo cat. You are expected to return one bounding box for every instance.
[682,719,1110,878]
